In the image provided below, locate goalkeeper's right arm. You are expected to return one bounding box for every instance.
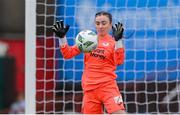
[52,20,81,59]
[60,44,81,59]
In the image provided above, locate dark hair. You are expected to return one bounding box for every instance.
[95,11,112,23]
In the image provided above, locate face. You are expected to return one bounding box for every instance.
[95,15,112,37]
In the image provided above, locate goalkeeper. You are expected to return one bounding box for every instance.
[52,11,126,114]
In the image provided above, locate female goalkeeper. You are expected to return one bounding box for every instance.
[52,11,126,114]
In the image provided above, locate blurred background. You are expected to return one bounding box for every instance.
[46,0,180,113]
[0,0,25,114]
[0,0,179,114]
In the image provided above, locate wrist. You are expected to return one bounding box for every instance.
[59,37,67,46]
[61,43,67,48]
[115,39,123,50]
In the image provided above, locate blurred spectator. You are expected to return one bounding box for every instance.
[9,92,25,114]
[0,41,9,56]
[0,39,25,113]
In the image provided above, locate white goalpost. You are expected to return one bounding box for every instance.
[25,0,36,114]
[25,0,180,114]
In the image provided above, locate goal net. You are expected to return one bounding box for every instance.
[26,0,180,114]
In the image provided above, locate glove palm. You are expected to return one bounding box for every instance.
[112,22,124,41]
[52,20,70,38]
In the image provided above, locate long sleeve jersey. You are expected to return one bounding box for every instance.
[60,34,124,91]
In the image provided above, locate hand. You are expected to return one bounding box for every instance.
[52,20,70,38]
[112,22,124,41]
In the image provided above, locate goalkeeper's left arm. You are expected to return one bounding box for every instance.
[112,22,125,65]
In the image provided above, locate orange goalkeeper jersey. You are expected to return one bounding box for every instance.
[60,34,124,91]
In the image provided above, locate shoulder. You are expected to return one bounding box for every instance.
[107,34,114,41]
[103,34,115,49]
[106,34,115,44]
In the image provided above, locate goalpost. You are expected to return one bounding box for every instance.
[25,0,180,114]
[25,0,36,114]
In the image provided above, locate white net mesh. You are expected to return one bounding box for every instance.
[35,0,180,114]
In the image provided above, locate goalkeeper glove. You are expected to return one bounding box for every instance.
[52,20,70,38]
[112,22,124,41]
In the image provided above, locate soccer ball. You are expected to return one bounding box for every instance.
[75,30,98,53]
